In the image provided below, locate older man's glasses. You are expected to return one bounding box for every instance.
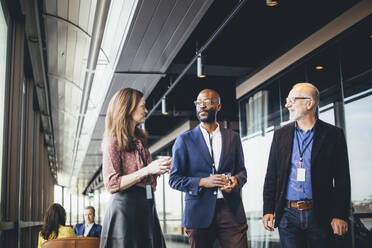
[193,99,218,107]
[286,96,311,104]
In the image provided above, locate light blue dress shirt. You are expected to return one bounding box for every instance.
[285,122,314,201]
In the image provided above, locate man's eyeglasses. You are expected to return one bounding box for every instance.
[286,96,311,104]
[193,99,219,107]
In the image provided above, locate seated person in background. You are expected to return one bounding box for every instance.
[73,206,102,237]
[38,203,76,248]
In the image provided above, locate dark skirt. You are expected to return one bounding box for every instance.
[100,186,166,248]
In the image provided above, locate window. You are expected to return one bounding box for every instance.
[0,2,8,217]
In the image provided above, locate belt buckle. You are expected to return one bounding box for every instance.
[296,201,305,210]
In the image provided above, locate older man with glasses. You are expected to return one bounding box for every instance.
[262,82,351,248]
[169,89,248,248]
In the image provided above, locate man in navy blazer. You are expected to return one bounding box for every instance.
[73,206,102,238]
[169,89,248,248]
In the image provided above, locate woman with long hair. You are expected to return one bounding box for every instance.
[100,88,171,248]
[38,203,75,247]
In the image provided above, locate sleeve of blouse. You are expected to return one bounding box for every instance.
[146,148,159,181]
[102,136,123,193]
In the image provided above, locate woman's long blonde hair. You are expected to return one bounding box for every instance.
[104,88,147,151]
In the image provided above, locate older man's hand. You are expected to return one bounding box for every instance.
[263,214,275,231]
[331,218,348,236]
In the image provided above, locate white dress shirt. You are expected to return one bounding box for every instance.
[199,124,224,198]
[83,223,94,237]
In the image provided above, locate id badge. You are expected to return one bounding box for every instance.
[146,184,153,199]
[297,168,306,181]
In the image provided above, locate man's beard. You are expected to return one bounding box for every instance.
[197,108,217,123]
[289,109,304,121]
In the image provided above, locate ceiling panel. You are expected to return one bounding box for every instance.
[65,26,77,81]
[57,21,67,75]
[44,0,57,15]
[57,0,68,19]
[68,0,80,24]
[78,0,92,32]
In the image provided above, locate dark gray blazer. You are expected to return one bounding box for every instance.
[263,120,351,227]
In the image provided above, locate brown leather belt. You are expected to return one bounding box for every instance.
[286,200,313,210]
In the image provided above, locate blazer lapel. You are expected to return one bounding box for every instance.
[311,120,327,168]
[282,123,295,177]
[217,127,227,172]
[190,126,214,165]
[81,224,85,236]
[87,224,95,236]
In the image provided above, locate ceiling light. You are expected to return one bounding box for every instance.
[197,53,206,78]
[161,97,168,115]
[315,66,324,70]
[266,0,279,7]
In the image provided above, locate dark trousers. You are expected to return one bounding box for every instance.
[278,207,329,248]
[185,200,248,248]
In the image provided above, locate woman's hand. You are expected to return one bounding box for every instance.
[145,157,172,175]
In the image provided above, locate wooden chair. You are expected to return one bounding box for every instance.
[41,237,100,248]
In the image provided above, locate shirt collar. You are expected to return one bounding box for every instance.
[199,123,220,136]
[85,222,94,228]
[295,119,317,133]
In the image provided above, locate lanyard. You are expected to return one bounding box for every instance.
[295,129,314,163]
[208,133,217,174]
[134,144,150,184]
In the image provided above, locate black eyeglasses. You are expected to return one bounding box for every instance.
[193,99,219,107]
[286,96,311,104]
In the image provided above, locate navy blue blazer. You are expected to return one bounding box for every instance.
[73,223,102,238]
[169,125,247,228]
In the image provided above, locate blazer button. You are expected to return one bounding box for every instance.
[214,191,217,195]
[189,191,192,194]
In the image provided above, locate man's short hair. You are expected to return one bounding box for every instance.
[85,206,95,216]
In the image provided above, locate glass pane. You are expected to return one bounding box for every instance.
[64,188,71,225]
[99,188,111,226]
[0,2,8,218]
[54,185,63,205]
[319,103,335,125]
[341,15,372,238]
[240,81,281,138]
[71,193,78,224]
[163,173,183,234]
[78,195,85,223]
[242,131,280,247]
[154,174,165,230]
[345,93,372,241]
[345,94,372,211]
